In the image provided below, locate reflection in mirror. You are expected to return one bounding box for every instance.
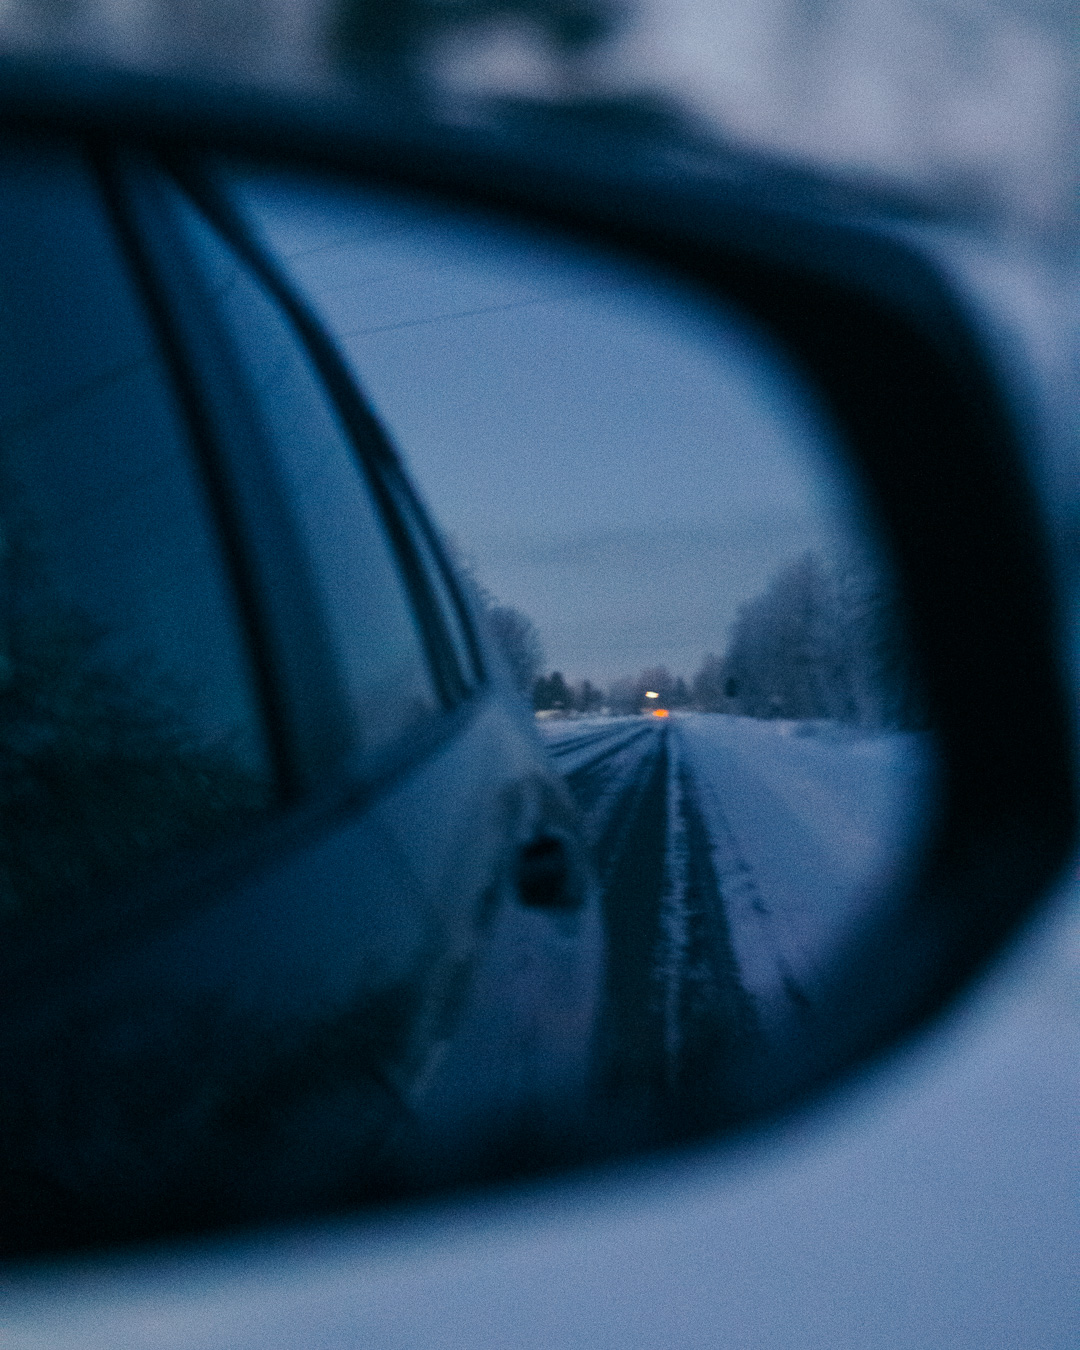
[236,169,936,1131]
[0,151,275,921]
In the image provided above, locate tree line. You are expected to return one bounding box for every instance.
[481,550,925,730]
[690,551,924,729]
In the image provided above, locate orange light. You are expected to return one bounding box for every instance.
[651,708,669,718]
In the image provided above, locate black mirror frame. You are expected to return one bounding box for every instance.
[0,55,1074,1129]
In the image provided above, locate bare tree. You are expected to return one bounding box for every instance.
[696,551,924,728]
[485,603,544,695]
[574,678,604,713]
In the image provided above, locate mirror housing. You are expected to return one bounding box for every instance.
[0,54,1073,1250]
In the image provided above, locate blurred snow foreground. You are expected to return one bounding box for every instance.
[8,714,1072,1350]
[0,1,1073,240]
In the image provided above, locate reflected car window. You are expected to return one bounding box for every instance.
[384,473,482,694]
[0,141,274,914]
[166,189,441,765]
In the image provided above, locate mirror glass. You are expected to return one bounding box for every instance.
[234,168,937,1105]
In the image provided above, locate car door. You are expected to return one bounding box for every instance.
[0,136,602,1256]
[124,154,605,1193]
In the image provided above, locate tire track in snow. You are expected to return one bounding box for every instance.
[655,735,760,1127]
[542,720,653,775]
[543,719,760,1135]
[579,724,671,1108]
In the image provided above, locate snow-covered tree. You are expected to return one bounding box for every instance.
[695,551,924,728]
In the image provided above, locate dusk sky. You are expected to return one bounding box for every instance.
[242,172,870,687]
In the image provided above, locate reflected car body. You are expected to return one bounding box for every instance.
[0,135,601,1254]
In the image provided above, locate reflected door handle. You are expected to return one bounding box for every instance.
[515,832,580,909]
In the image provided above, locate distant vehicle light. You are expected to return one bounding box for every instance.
[645,690,659,699]
[652,708,669,718]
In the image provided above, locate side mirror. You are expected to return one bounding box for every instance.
[0,60,1072,1254]
[216,148,1070,1113]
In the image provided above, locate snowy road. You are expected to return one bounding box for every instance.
[539,713,934,1125]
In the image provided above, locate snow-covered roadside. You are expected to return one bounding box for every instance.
[536,712,936,1039]
[675,713,936,1023]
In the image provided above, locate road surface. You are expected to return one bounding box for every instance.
[539,713,933,1131]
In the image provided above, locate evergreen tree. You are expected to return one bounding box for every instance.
[533,670,572,711]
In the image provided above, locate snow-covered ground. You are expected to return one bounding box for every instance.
[539,713,936,1035]
[674,714,935,1022]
